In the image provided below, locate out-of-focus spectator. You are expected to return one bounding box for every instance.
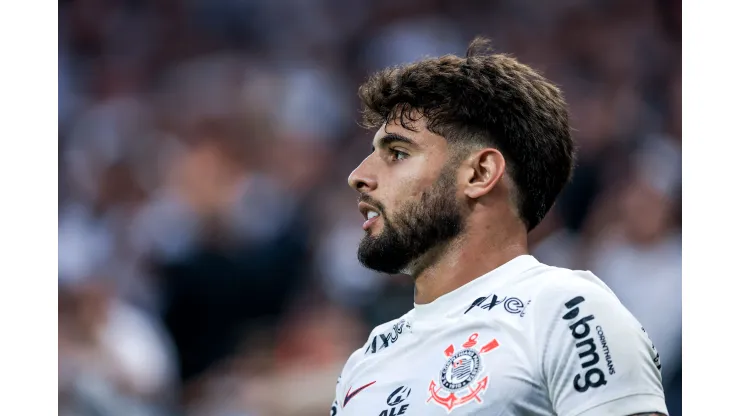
[153,120,311,389]
[59,281,178,416]
[584,137,682,379]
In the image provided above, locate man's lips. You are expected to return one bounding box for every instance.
[358,201,381,230]
[363,215,380,230]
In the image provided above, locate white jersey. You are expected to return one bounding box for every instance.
[331,255,667,416]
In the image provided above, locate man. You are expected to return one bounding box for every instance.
[331,38,668,416]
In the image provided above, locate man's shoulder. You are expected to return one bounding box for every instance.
[517,262,640,336]
[488,261,627,322]
[512,261,618,300]
[449,261,614,322]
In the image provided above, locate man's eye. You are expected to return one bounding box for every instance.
[391,149,409,161]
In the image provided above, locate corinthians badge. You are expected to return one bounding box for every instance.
[427,333,500,412]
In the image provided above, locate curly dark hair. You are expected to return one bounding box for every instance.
[358,37,575,231]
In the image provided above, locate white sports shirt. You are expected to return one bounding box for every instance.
[331,255,668,416]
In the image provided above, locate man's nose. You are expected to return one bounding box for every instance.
[348,157,378,193]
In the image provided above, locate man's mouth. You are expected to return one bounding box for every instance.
[358,202,382,230]
[363,212,380,230]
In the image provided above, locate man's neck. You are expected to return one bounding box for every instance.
[410,230,528,305]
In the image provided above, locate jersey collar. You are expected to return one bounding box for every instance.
[410,254,540,323]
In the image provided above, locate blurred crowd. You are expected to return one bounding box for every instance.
[58,0,681,415]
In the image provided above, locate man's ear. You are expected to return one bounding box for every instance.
[462,148,507,199]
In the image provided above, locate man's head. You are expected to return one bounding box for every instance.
[349,37,575,274]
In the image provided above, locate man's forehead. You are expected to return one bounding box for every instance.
[385,113,428,132]
[373,122,411,140]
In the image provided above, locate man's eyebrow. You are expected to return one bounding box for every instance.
[372,133,416,152]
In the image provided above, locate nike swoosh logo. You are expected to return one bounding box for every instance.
[343,380,376,407]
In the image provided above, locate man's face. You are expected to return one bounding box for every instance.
[348,118,466,274]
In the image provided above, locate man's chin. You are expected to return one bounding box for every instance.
[357,243,409,275]
[358,259,406,275]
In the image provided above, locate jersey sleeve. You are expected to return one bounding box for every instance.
[330,374,342,416]
[537,275,668,416]
[331,343,364,416]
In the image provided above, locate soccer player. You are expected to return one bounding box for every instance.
[331,38,668,416]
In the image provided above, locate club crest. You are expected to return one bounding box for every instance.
[427,333,500,412]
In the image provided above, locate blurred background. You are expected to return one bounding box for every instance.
[58,0,681,415]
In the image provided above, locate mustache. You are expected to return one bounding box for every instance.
[358,194,386,216]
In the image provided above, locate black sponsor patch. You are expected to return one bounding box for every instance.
[365,319,410,355]
[562,296,609,392]
[379,385,411,416]
[464,294,531,317]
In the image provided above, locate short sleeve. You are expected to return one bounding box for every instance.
[331,345,364,416]
[330,375,341,416]
[537,277,668,416]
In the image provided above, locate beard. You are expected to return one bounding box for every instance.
[357,165,465,275]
